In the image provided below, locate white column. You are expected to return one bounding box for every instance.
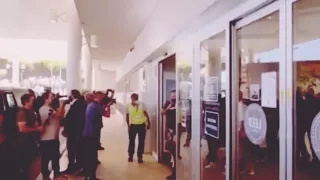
[208,43,221,93]
[12,59,20,87]
[92,62,98,90]
[83,45,92,90]
[66,1,82,92]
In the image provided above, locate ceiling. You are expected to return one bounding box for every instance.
[75,0,157,62]
[0,0,157,64]
[0,0,68,40]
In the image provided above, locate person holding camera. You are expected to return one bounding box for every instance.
[81,91,105,180]
[39,91,66,179]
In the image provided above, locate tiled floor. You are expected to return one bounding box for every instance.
[37,114,170,180]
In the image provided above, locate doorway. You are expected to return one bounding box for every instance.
[290,0,320,179]
[158,55,176,167]
[231,2,283,180]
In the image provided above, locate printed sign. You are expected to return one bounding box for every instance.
[205,76,219,102]
[244,103,267,145]
[261,72,277,108]
[205,110,219,139]
[311,112,320,160]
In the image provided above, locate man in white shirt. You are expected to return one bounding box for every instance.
[39,91,66,179]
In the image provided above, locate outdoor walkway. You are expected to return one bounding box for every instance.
[39,113,170,180]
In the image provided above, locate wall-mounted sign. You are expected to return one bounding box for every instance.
[205,110,219,139]
[311,112,320,160]
[204,76,218,102]
[261,71,277,108]
[244,103,267,145]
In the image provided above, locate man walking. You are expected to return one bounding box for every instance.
[126,93,151,163]
[81,91,105,180]
[39,91,65,179]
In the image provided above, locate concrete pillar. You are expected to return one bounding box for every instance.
[207,43,221,93]
[12,59,20,87]
[92,62,98,90]
[83,45,92,90]
[66,1,82,92]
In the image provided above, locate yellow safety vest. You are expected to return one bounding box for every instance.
[127,103,147,125]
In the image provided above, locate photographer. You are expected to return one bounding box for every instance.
[39,92,66,179]
[96,89,116,151]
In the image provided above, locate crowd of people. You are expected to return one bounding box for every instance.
[0,88,117,180]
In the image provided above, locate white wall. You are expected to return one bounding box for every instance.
[93,63,116,91]
[116,0,268,82]
[117,0,219,80]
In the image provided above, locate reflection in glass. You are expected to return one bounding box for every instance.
[200,31,226,180]
[176,54,192,180]
[236,11,279,179]
[293,0,320,179]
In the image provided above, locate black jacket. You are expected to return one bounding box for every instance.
[65,98,86,138]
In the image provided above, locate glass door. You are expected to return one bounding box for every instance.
[231,1,286,180]
[289,0,320,179]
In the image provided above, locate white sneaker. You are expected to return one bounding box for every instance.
[205,162,216,169]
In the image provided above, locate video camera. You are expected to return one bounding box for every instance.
[102,89,116,106]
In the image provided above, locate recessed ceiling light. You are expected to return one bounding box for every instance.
[50,19,57,23]
[267,16,273,20]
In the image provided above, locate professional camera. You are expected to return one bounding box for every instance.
[44,109,54,125]
[63,96,73,105]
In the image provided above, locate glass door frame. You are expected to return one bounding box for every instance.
[158,62,165,162]
[194,25,232,180]
[285,1,293,179]
[230,1,287,180]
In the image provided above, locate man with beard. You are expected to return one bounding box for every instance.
[63,90,86,174]
[162,89,179,179]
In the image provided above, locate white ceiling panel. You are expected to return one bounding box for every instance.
[0,0,68,40]
[75,0,157,62]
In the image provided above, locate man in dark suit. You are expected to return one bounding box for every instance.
[63,90,86,174]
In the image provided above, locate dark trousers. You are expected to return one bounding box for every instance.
[15,135,38,180]
[67,136,83,169]
[98,128,102,148]
[82,137,99,178]
[206,135,219,163]
[128,124,146,158]
[40,140,60,177]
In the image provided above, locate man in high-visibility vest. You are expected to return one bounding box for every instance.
[126,93,151,163]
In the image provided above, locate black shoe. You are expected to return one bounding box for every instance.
[138,158,143,163]
[53,172,67,179]
[77,170,87,177]
[166,174,176,179]
[62,168,75,174]
[85,177,100,180]
[98,146,105,150]
[128,156,133,162]
[97,160,101,165]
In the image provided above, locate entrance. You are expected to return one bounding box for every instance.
[290,0,320,179]
[200,31,227,180]
[158,55,176,167]
[231,2,283,180]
